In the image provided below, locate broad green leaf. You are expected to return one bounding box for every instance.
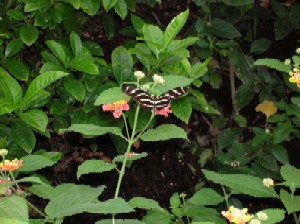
[45,184,106,219]
[6,9,25,20]
[210,18,241,39]
[85,198,134,214]
[143,209,172,224]
[63,76,86,102]
[0,196,28,223]
[102,0,118,11]
[140,124,187,141]
[280,189,300,214]
[271,122,293,144]
[189,90,220,115]
[235,83,255,109]
[217,127,241,149]
[130,43,155,71]
[171,97,192,123]
[61,124,123,137]
[11,120,35,154]
[19,109,48,133]
[250,38,271,54]
[21,71,69,110]
[21,90,50,110]
[19,155,57,172]
[5,39,23,57]
[203,170,278,198]
[190,60,210,79]
[17,176,47,185]
[24,0,50,12]
[114,0,127,20]
[256,209,285,224]
[0,69,22,105]
[2,59,29,81]
[0,99,16,115]
[280,164,300,188]
[80,0,101,16]
[154,76,192,94]
[257,154,278,171]
[96,220,145,224]
[94,87,129,105]
[167,37,199,52]
[70,31,82,57]
[50,101,68,115]
[131,15,145,35]
[112,47,133,84]
[46,40,69,66]
[129,197,163,210]
[142,24,163,56]
[253,58,290,73]
[77,160,116,179]
[163,10,189,50]
[83,41,104,56]
[19,24,39,46]
[252,127,270,146]
[222,0,253,6]
[69,58,99,74]
[271,145,289,164]
[188,188,224,206]
[102,14,115,39]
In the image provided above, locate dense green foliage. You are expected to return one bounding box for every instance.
[0,0,300,223]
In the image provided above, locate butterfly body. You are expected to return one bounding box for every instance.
[122,85,187,111]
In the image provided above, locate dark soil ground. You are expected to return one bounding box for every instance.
[27,1,300,223]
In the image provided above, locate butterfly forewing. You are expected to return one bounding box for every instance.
[122,85,187,111]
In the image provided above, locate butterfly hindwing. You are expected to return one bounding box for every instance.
[122,85,187,111]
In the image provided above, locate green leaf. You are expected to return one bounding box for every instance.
[257,154,278,171]
[222,0,253,6]
[5,39,23,57]
[129,197,163,210]
[163,10,189,50]
[0,99,16,115]
[96,220,145,224]
[280,189,300,214]
[255,208,285,224]
[24,0,50,12]
[94,87,130,105]
[114,0,127,19]
[131,15,145,35]
[210,18,241,39]
[250,38,271,54]
[271,145,289,164]
[21,71,69,110]
[154,76,192,94]
[77,160,116,179]
[203,170,278,198]
[70,31,82,57]
[19,24,39,46]
[11,120,35,154]
[252,127,270,146]
[6,9,25,20]
[102,0,118,11]
[46,40,69,66]
[61,124,123,137]
[112,47,133,84]
[188,188,224,206]
[271,122,293,144]
[45,184,106,219]
[140,124,187,141]
[2,59,29,81]
[171,97,192,123]
[80,0,101,16]
[63,76,86,102]
[142,24,163,56]
[18,155,57,172]
[280,164,300,188]
[86,198,134,214]
[69,58,99,74]
[102,14,115,39]
[0,69,22,105]
[235,83,255,109]
[253,58,290,73]
[0,196,28,223]
[217,128,241,149]
[189,90,220,115]
[19,109,48,133]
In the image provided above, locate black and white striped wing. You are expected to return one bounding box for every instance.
[122,85,187,111]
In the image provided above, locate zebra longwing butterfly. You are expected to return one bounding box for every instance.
[122,85,187,111]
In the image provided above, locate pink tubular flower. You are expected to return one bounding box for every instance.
[222,206,253,224]
[102,99,129,118]
[154,105,172,117]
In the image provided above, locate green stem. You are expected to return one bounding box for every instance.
[113,106,140,199]
[122,113,130,140]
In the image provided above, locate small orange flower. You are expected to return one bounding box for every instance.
[222,206,253,224]
[255,101,277,118]
[154,105,172,117]
[0,159,22,171]
[289,68,300,88]
[102,99,129,118]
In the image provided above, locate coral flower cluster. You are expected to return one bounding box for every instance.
[102,99,129,118]
[222,206,253,224]
[0,159,23,171]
